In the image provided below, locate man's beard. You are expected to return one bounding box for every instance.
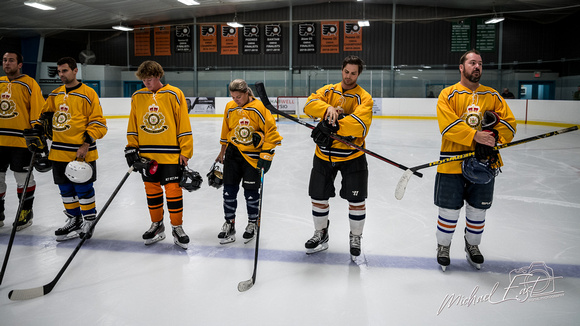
[463,69,481,83]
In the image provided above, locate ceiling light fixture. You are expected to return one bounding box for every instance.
[177,0,200,5]
[357,20,370,27]
[227,13,243,28]
[484,16,505,24]
[112,24,134,32]
[24,1,56,10]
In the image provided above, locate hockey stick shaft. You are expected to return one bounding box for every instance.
[238,168,265,292]
[0,152,36,285]
[254,82,423,178]
[395,125,579,200]
[8,166,134,300]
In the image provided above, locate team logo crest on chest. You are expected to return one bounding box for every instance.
[0,91,18,119]
[53,104,72,132]
[141,104,168,134]
[463,104,483,129]
[231,117,255,145]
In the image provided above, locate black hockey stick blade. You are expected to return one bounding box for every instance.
[254,82,422,178]
[394,125,579,200]
[238,168,265,292]
[8,166,134,300]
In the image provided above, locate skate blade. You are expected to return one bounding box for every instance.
[306,243,329,254]
[56,231,80,242]
[440,265,447,272]
[243,235,255,244]
[144,232,166,245]
[466,255,481,270]
[219,236,236,245]
[174,239,188,249]
[16,220,33,231]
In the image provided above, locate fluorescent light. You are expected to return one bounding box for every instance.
[177,0,200,5]
[24,1,56,10]
[112,25,134,31]
[484,16,505,24]
[227,22,244,28]
[357,20,370,27]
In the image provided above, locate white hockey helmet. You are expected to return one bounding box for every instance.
[65,160,93,183]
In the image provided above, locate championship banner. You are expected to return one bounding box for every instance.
[265,24,282,54]
[320,21,339,54]
[175,25,192,53]
[297,23,316,53]
[221,25,239,55]
[154,25,171,56]
[200,25,217,53]
[134,25,151,56]
[243,25,261,54]
[343,21,362,51]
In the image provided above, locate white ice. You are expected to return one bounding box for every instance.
[1,118,579,326]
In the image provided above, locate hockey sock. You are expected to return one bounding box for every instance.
[465,203,486,245]
[244,188,259,221]
[16,171,36,210]
[165,182,183,226]
[73,182,97,217]
[436,207,460,246]
[311,199,329,230]
[223,184,239,221]
[58,183,81,217]
[348,200,366,236]
[145,182,164,223]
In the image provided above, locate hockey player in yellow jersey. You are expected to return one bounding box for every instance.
[435,49,516,271]
[0,51,45,230]
[125,60,194,249]
[213,79,282,244]
[25,57,107,241]
[303,55,373,258]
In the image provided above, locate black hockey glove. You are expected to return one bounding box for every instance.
[475,129,499,162]
[124,147,140,168]
[38,111,54,140]
[23,124,47,153]
[252,131,264,148]
[257,149,274,173]
[311,119,339,148]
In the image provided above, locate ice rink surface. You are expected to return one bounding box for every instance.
[1,117,579,326]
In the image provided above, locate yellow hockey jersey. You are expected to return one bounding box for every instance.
[304,82,373,162]
[127,84,193,164]
[0,75,45,148]
[437,82,517,174]
[41,83,107,163]
[220,98,282,168]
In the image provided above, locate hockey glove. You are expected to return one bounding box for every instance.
[257,149,275,173]
[252,131,265,148]
[475,129,499,162]
[124,147,140,168]
[39,111,54,140]
[481,110,500,130]
[133,157,158,177]
[311,119,339,148]
[23,125,47,153]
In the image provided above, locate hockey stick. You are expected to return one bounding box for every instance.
[394,125,579,200]
[0,151,36,285]
[8,166,135,300]
[254,82,423,178]
[238,168,265,292]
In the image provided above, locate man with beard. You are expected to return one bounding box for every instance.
[434,49,516,271]
[302,55,373,259]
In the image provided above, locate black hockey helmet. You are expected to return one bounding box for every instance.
[180,166,202,192]
[206,161,224,189]
[33,151,52,173]
[461,157,498,185]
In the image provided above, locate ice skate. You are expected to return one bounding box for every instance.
[305,221,329,254]
[16,209,33,231]
[218,219,236,244]
[55,211,82,242]
[143,220,165,245]
[0,211,5,227]
[172,225,190,249]
[349,232,362,259]
[80,216,96,240]
[465,237,484,270]
[242,220,257,244]
[437,244,451,272]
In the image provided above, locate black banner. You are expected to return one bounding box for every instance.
[243,25,261,54]
[265,24,282,54]
[297,23,316,53]
[175,25,192,53]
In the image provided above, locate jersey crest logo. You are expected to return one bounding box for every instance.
[462,104,482,129]
[53,104,72,132]
[231,117,255,145]
[141,104,168,134]
[0,92,17,119]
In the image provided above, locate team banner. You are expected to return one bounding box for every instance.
[200,25,217,53]
[175,25,192,53]
[343,22,362,51]
[154,25,171,56]
[320,21,339,54]
[297,23,316,53]
[243,25,261,54]
[134,25,151,56]
[264,24,282,54]
[221,25,239,55]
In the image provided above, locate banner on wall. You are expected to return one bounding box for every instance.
[243,25,261,54]
[297,23,316,53]
[134,25,151,56]
[265,24,282,54]
[185,97,216,114]
[343,22,362,51]
[200,25,217,53]
[154,25,171,56]
[221,25,239,55]
[320,21,339,54]
[175,25,192,53]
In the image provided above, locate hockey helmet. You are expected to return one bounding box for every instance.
[33,151,52,173]
[180,166,202,192]
[207,161,224,189]
[461,157,497,185]
[65,160,93,183]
